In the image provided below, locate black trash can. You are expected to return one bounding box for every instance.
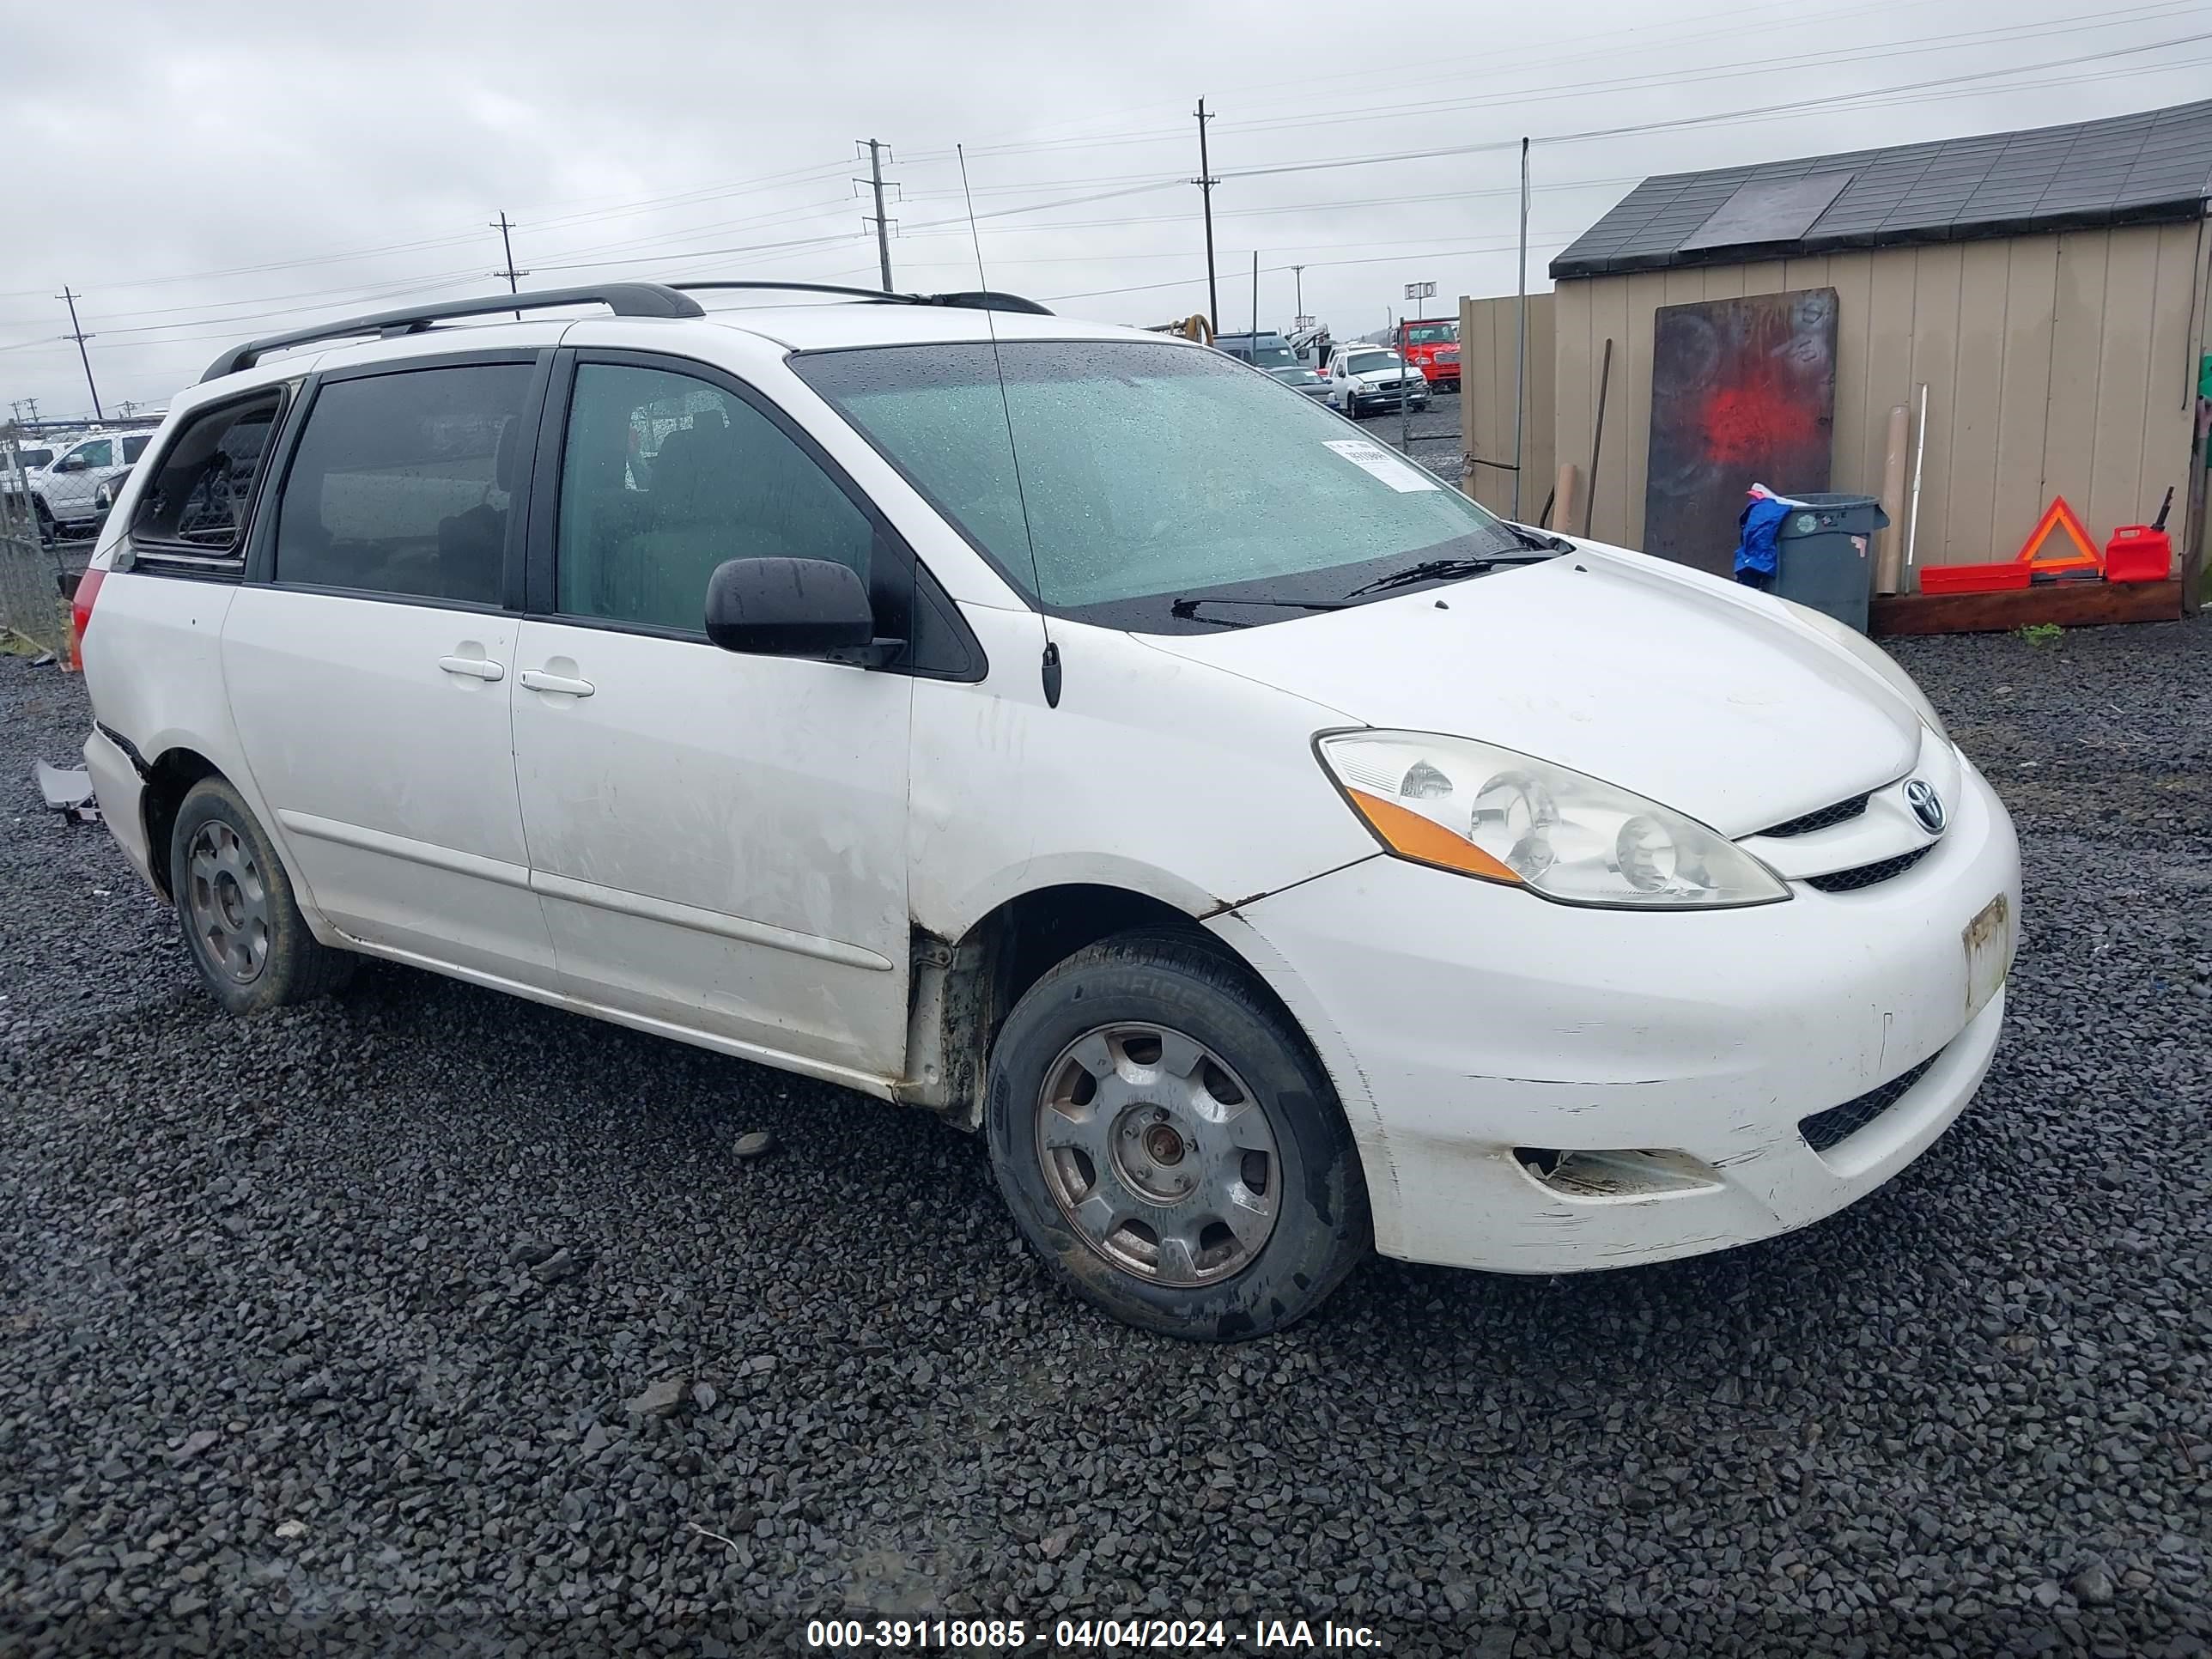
[1771,493,1889,634]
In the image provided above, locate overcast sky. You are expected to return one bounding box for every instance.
[3,0,2207,422]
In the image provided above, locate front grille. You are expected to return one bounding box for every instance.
[1760,793,1870,837]
[1805,845,1931,893]
[1800,1050,1942,1152]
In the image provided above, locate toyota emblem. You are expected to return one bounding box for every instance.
[1905,779,1946,834]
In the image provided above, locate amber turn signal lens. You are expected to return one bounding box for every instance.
[1344,788,1522,884]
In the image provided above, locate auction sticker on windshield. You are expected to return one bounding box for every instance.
[1322,438,1440,493]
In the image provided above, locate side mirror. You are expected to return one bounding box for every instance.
[703,556,896,664]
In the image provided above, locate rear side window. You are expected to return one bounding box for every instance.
[122,434,151,461]
[131,394,282,553]
[275,363,533,605]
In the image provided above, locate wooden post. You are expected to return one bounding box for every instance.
[1553,463,1579,533]
[1875,404,1909,595]
[1582,338,1613,539]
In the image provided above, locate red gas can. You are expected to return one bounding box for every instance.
[2103,525,2171,583]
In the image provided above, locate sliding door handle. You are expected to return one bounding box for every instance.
[519,668,595,698]
[437,654,505,681]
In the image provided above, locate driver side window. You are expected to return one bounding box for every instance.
[556,362,872,634]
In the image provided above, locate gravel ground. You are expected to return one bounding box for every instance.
[1,617,2208,1658]
[1366,388,1465,487]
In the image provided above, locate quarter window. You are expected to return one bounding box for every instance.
[555,362,872,634]
[274,363,533,605]
[121,434,151,461]
[131,393,282,553]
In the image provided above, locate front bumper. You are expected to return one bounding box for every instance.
[1354,389,1428,411]
[1214,751,2021,1273]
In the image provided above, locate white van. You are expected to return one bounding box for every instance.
[75,282,2019,1340]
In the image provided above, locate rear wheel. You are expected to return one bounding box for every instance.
[168,778,353,1015]
[986,930,1370,1340]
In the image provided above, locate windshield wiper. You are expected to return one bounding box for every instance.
[1508,523,1577,554]
[1169,595,1352,626]
[1338,550,1555,600]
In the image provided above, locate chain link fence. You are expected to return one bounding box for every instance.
[1,434,75,658]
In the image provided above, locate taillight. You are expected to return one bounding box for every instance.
[69,566,104,671]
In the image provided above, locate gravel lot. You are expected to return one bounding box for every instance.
[2,616,2207,1658]
[1366,388,1465,487]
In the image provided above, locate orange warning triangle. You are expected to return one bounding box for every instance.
[2014,496,2101,573]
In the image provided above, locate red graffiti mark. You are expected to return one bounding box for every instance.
[1702,365,1817,466]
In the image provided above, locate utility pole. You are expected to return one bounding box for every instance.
[1250,251,1259,343]
[855,140,899,293]
[58,289,102,423]
[490,213,528,321]
[117,399,139,419]
[1291,264,1306,326]
[1193,99,1219,333]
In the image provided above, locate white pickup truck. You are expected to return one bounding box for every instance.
[4,428,154,540]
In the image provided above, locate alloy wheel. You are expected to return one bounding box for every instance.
[185,821,271,984]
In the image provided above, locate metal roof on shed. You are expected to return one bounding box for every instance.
[1550,97,2212,279]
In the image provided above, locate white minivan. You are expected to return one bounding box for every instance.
[76,282,2019,1340]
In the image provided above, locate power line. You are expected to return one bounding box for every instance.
[1218,29,2212,182]
[0,157,860,302]
[1205,0,2204,147]
[10,39,2206,382]
[1042,229,1583,303]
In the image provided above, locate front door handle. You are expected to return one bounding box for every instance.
[519,668,595,698]
[437,654,505,682]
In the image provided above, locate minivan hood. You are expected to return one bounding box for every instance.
[1135,545,1923,837]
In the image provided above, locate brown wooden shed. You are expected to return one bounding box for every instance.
[1539,98,2212,611]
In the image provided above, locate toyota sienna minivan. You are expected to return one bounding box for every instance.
[75,280,2019,1340]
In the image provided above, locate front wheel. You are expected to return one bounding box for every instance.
[986,930,1370,1340]
[169,777,354,1015]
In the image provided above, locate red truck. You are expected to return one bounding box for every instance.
[1396,318,1461,393]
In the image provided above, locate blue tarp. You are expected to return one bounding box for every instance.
[1733,495,1792,580]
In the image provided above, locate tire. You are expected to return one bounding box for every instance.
[986,928,1370,1340]
[32,497,57,547]
[168,777,354,1015]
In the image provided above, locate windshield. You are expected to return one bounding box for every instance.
[793,338,1521,634]
[1270,367,1322,385]
[1402,324,1456,345]
[1346,351,1402,375]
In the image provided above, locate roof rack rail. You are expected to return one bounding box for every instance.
[670,280,1053,316]
[201,283,707,382]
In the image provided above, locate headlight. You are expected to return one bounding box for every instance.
[1780,599,1950,745]
[1317,731,1790,908]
